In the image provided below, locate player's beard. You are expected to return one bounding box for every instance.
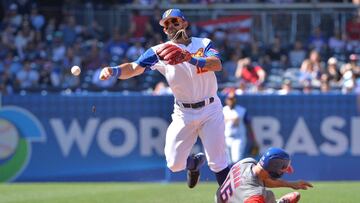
[167,29,188,42]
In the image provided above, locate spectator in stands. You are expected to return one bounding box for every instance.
[213,28,227,47]
[51,31,66,62]
[235,80,247,95]
[325,57,342,86]
[2,52,22,76]
[253,82,275,95]
[126,41,145,61]
[38,60,57,88]
[341,63,356,94]
[63,47,82,70]
[320,81,331,93]
[129,9,149,42]
[83,40,104,70]
[235,57,266,88]
[30,5,45,31]
[348,54,360,78]
[8,3,22,29]
[23,41,38,61]
[1,25,16,52]
[328,30,346,54]
[83,20,104,41]
[0,68,14,95]
[15,60,39,89]
[16,0,33,15]
[105,28,129,60]
[45,18,56,41]
[289,40,306,68]
[0,3,355,95]
[309,49,325,74]
[222,52,239,83]
[60,15,81,46]
[345,14,360,53]
[265,36,288,70]
[248,40,264,63]
[15,20,35,59]
[299,59,321,87]
[302,79,314,94]
[346,14,360,42]
[308,27,327,52]
[277,79,296,95]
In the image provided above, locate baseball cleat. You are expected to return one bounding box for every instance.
[186,153,206,188]
[278,192,301,203]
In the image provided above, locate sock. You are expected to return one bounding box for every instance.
[215,166,230,185]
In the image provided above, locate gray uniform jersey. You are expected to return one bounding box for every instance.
[216,158,276,203]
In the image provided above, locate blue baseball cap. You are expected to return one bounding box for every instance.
[159,9,187,26]
[259,147,294,179]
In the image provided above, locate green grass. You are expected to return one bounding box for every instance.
[0,181,359,203]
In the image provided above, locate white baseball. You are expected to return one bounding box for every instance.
[0,119,19,160]
[71,65,81,76]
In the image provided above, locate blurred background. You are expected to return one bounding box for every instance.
[0,0,359,95]
[0,0,359,183]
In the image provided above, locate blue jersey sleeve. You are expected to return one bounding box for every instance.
[204,41,220,59]
[134,48,159,71]
[243,111,251,125]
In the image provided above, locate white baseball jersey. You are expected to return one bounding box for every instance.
[223,105,248,138]
[134,37,228,173]
[135,37,218,103]
[216,158,276,203]
[223,105,250,163]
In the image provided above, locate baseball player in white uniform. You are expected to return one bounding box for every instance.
[223,93,259,164]
[216,147,313,203]
[99,8,230,188]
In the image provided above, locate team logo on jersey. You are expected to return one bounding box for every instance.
[192,48,208,74]
[192,48,204,57]
[0,106,45,182]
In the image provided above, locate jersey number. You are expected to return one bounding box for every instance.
[196,67,208,74]
[218,176,233,202]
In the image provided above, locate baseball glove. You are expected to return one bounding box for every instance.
[156,43,191,65]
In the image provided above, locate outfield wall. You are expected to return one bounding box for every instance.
[0,94,359,182]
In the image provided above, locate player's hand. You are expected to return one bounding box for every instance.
[99,67,113,80]
[290,180,313,190]
[156,43,192,65]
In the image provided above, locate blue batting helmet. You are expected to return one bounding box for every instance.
[159,9,187,26]
[259,147,294,179]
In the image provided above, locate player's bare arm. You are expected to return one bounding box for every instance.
[288,180,313,190]
[202,56,222,72]
[263,177,313,190]
[99,63,145,80]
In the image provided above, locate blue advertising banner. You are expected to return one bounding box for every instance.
[0,94,359,182]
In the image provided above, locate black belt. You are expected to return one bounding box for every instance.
[177,97,214,109]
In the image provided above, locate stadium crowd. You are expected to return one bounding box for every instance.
[0,1,359,95]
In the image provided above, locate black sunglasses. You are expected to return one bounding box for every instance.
[164,18,180,28]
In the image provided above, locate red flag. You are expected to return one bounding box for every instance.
[196,15,252,42]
